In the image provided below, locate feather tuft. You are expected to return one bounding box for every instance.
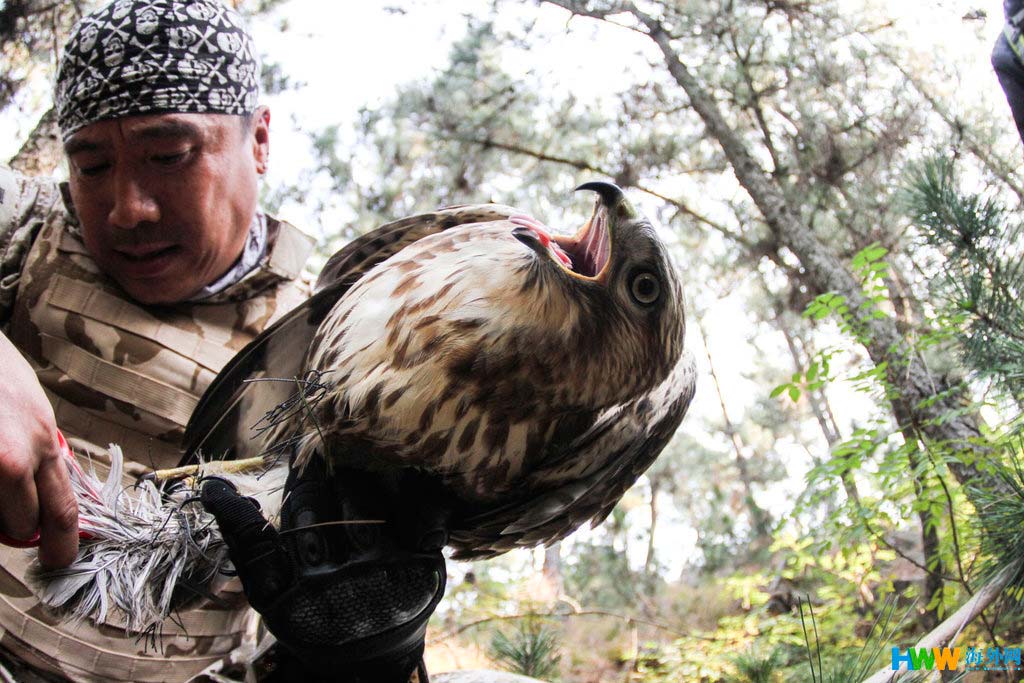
[27,445,232,635]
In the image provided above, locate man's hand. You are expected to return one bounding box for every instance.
[0,333,79,568]
[200,457,447,683]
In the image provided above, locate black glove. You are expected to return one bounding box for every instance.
[199,456,448,683]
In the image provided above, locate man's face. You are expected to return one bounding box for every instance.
[65,108,270,304]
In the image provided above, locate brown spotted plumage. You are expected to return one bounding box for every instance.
[184,183,696,559]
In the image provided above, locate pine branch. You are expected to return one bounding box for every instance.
[905,156,1024,404]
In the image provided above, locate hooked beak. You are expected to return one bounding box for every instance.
[574,181,625,208]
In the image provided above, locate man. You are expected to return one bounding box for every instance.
[995,0,1024,145]
[0,1,314,680]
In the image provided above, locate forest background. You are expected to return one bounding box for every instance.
[4,1,1024,681]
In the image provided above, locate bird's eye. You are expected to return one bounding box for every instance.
[630,272,660,305]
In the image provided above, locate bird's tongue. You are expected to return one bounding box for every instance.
[533,228,574,268]
[548,205,610,278]
[576,210,610,277]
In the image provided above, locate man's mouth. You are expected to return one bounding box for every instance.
[110,243,183,280]
[114,243,180,262]
[510,204,611,280]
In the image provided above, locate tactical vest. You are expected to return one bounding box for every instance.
[0,200,313,683]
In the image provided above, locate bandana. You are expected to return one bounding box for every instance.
[55,0,260,139]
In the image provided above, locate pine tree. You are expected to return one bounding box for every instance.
[904,156,1024,417]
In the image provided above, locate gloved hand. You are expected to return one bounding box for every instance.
[199,456,448,683]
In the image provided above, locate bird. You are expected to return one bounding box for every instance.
[29,181,696,634]
[180,180,697,559]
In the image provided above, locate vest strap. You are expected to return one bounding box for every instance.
[46,275,236,371]
[45,390,182,472]
[0,589,239,682]
[40,335,198,428]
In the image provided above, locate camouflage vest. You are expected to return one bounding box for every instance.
[0,205,314,683]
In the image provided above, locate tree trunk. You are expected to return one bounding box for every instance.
[644,477,659,576]
[9,106,61,176]
[541,542,563,599]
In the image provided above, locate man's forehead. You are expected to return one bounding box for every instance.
[64,113,229,153]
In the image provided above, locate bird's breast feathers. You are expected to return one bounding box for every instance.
[304,223,578,499]
[294,209,687,507]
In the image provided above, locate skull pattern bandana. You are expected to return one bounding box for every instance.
[55,0,260,139]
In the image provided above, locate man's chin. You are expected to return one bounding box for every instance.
[115,276,200,305]
[99,246,203,304]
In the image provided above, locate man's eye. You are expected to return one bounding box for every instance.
[77,162,110,177]
[152,150,190,166]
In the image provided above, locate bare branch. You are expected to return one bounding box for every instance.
[442,133,753,245]
[860,564,1018,683]
[428,607,717,644]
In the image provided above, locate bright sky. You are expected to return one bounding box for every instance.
[0,0,1016,578]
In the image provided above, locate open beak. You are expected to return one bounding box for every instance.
[510,181,623,284]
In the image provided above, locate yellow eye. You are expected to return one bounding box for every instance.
[630,272,660,305]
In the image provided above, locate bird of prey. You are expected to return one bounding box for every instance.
[182,182,697,559]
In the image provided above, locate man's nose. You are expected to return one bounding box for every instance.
[108,172,160,229]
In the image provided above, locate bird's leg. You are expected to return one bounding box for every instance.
[144,456,270,485]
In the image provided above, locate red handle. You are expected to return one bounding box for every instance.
[0,530,40,549]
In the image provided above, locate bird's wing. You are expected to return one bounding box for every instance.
[448,349,696,559]
[182,204,520,464]
[313,204,518,293]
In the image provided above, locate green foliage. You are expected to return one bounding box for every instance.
[489,618,562,680]
[797,595,923,683]
[564,536,649,609]
[969,451,1024,595]
[797,243,891,344]
[770,347,836,404]
[731,646,786,683]
[771,243,894,406]
[904,156,1024,412]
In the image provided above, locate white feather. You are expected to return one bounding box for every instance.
[26,445,247,636]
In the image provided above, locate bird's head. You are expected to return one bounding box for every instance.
[510,181,686,405]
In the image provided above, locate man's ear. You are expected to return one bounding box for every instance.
[251,105,271,175]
